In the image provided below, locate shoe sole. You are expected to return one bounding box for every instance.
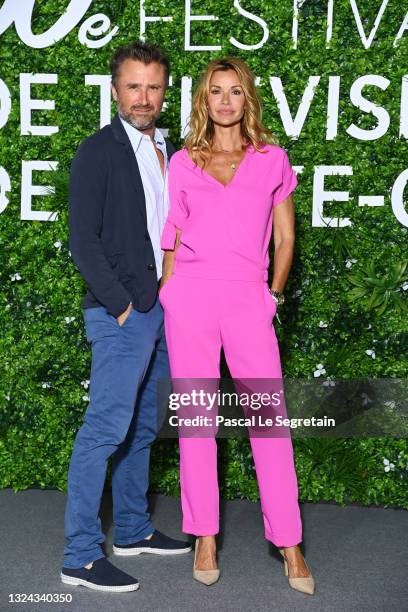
[112,545,192,556]
[60,573,139,592]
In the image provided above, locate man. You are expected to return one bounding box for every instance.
[61,41,191,593]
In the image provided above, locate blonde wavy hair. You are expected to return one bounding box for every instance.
[184,56,278,166]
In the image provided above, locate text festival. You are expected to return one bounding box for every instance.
[0,0,407,226]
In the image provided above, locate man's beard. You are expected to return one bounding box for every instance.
[119,106,157,131]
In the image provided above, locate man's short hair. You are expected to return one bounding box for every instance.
[110,40,170,88]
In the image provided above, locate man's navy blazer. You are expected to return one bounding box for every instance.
[69,113,175,318]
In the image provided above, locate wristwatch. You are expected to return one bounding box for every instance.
[269,288,285,306]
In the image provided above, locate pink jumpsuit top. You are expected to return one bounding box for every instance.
[160,144,298,282]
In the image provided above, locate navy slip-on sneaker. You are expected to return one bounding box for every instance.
[60,557,139,592]
[113,529,192,556]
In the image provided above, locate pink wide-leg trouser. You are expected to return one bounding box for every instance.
[160,274,302,547]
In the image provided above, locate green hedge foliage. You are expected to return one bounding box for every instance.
[0,1,407,508]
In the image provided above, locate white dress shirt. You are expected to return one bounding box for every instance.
[120,116,169,280]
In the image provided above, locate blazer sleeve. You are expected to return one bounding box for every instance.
[161,155,189,250]
[272,148,298,207]
[68,139,132,318]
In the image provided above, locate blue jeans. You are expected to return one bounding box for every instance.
[63,298,170,568]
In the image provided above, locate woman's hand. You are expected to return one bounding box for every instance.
[159,275,172,292]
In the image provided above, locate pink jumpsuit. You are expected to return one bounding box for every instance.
[159,143,302,547]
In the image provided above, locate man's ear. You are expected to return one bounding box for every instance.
[111,83,118,102]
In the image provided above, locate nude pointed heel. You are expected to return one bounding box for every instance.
[193,540,220,586]
[279,549,315,595]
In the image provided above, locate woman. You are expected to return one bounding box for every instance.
[159,57,314,595]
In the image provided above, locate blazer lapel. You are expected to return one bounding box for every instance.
[165,138,176,160]
[111,113,147,227]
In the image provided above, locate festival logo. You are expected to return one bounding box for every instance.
[0,0,117,48]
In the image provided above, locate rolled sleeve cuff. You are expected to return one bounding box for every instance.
[273,171,298,208]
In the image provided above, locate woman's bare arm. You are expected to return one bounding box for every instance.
[270,194,295,293]
[160,228,182,290]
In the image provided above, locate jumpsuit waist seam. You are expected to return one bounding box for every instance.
[173,269,267,283]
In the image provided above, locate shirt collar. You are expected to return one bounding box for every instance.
[119,115,166,153]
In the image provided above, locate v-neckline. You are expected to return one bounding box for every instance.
[185,145,252,189]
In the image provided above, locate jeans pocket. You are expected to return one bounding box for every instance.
[84,307,118,343]
[117,306,135,329]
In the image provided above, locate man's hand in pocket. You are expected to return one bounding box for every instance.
[117,302,133,327]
